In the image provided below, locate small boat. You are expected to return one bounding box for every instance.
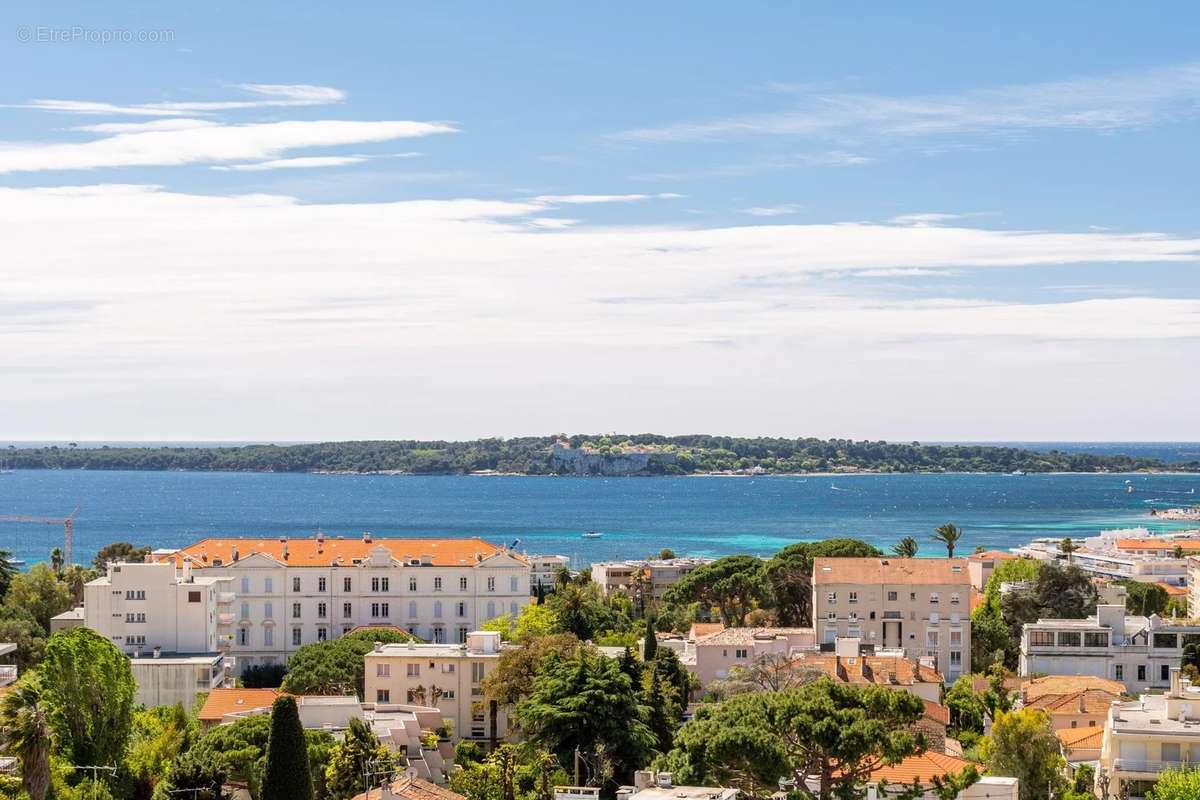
[581,531,603,539]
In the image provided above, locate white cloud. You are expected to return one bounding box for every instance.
[742,204,804,217]
[616,61,1200,144]
[0,119,456,173]
[212,156,368,172]
[4,183,1200,438]
[21,84,346,116]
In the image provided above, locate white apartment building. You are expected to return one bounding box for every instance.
[364,631,508,745]
[151,534,530,673]
[1020,604,1200,694]
[591,557,715,604]
[1098,668,1200,800]
[812,557,972,682]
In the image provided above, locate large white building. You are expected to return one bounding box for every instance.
[151,533,530,673]
[1020,604,1200,694]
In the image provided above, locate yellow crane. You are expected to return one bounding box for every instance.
[0,505,80,566]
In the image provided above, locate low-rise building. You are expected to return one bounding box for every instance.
[1098,668,1200,799]
[812,557,972,681]
[590,558,715,605]
[364,631,508,745]
[1019,605,1200,694]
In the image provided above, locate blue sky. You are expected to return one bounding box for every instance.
[2,3,1199,441]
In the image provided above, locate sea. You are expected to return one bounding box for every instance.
[1,441,1199,567]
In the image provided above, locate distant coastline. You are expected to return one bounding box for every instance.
[4,435,1197,477]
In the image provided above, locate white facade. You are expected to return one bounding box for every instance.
[1020,604,1200,694]
[151,535,531,674]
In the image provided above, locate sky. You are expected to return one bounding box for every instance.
[2,3,1199,442]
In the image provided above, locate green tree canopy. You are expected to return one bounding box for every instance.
[980,709,1066,800]
[656,680,926,800]
[664,555,771,627]
[261,696,313,800]
[40,627,135,768]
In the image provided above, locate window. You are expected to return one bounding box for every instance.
[292,628,302,646]
[264,602,273,619]
[407,663,420,677]
[292,577,301,592]
[264,577,273,593]
[188,591,201,603]
[887,591,898,602]
[317,602,327,619]
[1085,632,1108,647]
[238,628,249,646]
[317,627,327,642]
[434,577,443,592]
[292,603,301,619]
[1058,632,1082,647]
[377,663,390,677]
[241,577,251,593]
[376,689,390,703]
[1029,631,1055,647]
[264,627,273,646]
[457,602,466,617]
[409,601,418,619]
[827,592,837,604]
[1115,665,1124,680]
[950,593,960,605]
[1137,665,1146,682]
[929,593,939,604]
[848,591,858,604]
[487,577,496,592]
[735,648,748,659]
[318,577,326,593]
[434,601,442,618]
[343,602,352,618]
[343,577,352,592]
[459,577,468,591]
[472,663,486,683]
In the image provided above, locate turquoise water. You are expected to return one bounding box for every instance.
[1,470,1199,566]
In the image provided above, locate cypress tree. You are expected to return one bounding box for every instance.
[261,696,313,800]
[643,616,658,661]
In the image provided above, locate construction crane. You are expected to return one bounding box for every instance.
[0,505,80,566]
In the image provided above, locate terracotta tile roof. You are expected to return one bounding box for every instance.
[1025,689,1120,716]
[968,551,1016,561]
[787,653,943,686]
[922,699,951,726]
[1157,582,1189,596]
[1115,539,1200,552]
[1022,675,1125,700]
[198,688,281,722]
[172,537,513,568]
[353,777,465,800]
[1057,726,1105,750]
[812,557,971,586]
[867,751,975,785]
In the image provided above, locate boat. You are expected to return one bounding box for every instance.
[581,531,603,539]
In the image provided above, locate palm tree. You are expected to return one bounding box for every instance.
[892,537,919,558]
[0,672,54,800]
[932,523,963,558]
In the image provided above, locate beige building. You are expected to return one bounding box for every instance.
[364,630,508,745]
[590,557,714,605]
[153,534,530,673]
[812,558,972,681]
[1098,668,1200,799]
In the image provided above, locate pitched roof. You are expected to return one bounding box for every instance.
[353,777,465,800]
[812,557,970,586]
[1022,675,1125,700]
[172,537,512,568]
[198,688,281,721]
[866,751,975,785]
[1057,726,1105,750]
[787,653,943,687]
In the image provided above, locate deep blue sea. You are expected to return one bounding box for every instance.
[2,463,1200,567]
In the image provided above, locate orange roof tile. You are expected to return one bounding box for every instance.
[198,688,281,721]
[1057,726,1105,750]
[813,557,971,586]
[1022,675,1125,700]
[867,751,975,785]
[172,536,512,568]
[353,777,465,800]
[1115,539,1200,552]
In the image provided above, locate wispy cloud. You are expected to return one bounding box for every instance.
[0,120,455,173]
[615,62,1200,144]
[20,84,346,116]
